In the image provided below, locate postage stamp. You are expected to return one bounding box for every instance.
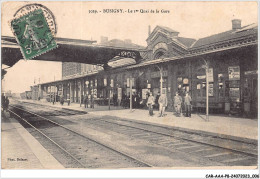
[13,3,57,36]
[10,8,57,60]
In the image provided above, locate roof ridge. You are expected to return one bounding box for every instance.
[157,25,178,33]
[191,23,257,49]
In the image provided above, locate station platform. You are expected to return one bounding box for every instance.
[1,111,64,169]
[16,99,258,141]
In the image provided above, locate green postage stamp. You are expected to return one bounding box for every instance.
[11,8,57,60]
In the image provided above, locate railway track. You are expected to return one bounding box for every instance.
[10,101,258,166]
[82,117,257,166]
[9,105,152,168]
[14,101,88,116]
[100,117,257,152]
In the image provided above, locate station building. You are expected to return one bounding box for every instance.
[38,19,258,117]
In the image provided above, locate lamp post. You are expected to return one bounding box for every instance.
[109,79,114,110]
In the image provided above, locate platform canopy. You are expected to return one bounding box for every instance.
[2,36,145,70]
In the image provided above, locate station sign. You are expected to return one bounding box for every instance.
[208,68,214,82]
[151,71,168,78]
[245,70,258,75]
[197,68,214,82]
[228,66,240,80]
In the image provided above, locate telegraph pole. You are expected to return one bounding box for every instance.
[206,66,209,121]
[203,59,209,122]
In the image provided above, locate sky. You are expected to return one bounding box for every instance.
[1,1,258,93]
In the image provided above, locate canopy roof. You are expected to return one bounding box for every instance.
[1,36,145,69]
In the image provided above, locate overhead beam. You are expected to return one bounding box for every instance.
[1,36,144,68]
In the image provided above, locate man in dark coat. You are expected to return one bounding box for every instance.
[113,93,118,106]
[136,92,141,108]
[84,94,89,108]
[174,92,182,117]
[184,92,192,117]
[5,97,9,111]
[2,95,6,111]
[155,92,160,109]
[80,95,84,107]
[122,92,127,108]
[67,97,70,106]
[60,95,64,105]
[90,94,94,108]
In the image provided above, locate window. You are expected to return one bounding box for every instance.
[196,83,201,97]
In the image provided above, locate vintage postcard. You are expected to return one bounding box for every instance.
[1,1,258,178]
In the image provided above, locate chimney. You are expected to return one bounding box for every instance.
[232,19,241,30]
[100,36,108,44]
[124,39,131,44]
[148,25,151,36]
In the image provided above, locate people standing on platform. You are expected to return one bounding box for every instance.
[5,97,9,111]
[126,94,130,108]
[122,92,126,108]
[80,95,84,107]
[2,95,6,111]
[52,95,55,105]
[147,93,155,116]
[155,92,160,109]
[113,93,118,106]
[60,95,64,105]
[84,94,88,108]
[132,92,136,108]
[124,93,128,108]
[90,94,94,108]
[136,92,141,108]
[174,92,182,117]
[158,94,167,117]
[67,97,70,106]
[184,92,192,117]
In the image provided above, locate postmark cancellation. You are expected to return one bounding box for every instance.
[10,8,57,60]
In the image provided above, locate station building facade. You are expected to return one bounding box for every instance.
[39,20,258,117]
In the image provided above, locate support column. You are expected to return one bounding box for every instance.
[130,77,133,111]
[172,64,178,95]
[167,64,174,108]
[188,60,192,94]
